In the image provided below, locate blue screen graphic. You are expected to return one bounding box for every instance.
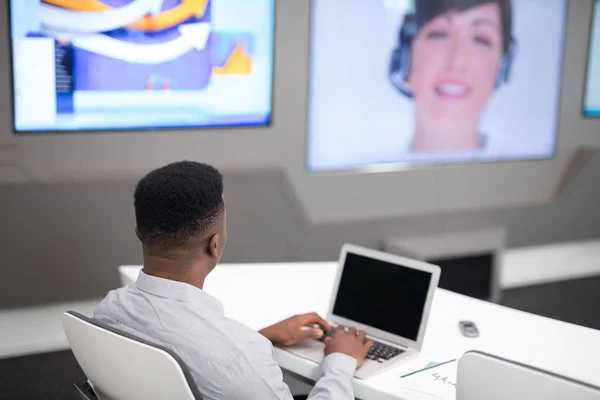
[10,0,275,132]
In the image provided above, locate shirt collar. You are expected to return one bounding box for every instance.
[135,270,224,316]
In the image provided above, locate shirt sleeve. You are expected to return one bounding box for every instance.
[220,343,356,400]
[307,353,357,400]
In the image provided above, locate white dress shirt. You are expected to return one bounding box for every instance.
[93,271,357,400]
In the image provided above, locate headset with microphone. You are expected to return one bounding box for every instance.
[389,12,516,98]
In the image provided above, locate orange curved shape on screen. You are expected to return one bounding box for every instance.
[130,0,209,32]
[42,0,111,12]
[41,0,209,32]
[213,45,252,75]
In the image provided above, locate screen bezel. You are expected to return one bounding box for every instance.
[327,243,441,351]
[304,0,569,174]
[6,0,276,135]
[583,0,600,118]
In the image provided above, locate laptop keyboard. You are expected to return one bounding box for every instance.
[317,327,404,362]
[366,340,404,362]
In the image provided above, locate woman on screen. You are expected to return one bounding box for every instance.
[389,0,515,153]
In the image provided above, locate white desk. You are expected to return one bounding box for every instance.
[120,263,600,400]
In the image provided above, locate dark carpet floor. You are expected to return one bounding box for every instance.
[0,350,85,400]
[1,275,599,400]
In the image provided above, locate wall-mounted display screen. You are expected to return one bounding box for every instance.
[10,0,274,133]
[307,0,566,172]
[584,0,600,117]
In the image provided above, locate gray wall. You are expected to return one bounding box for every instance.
[2,155,600,308]
[2,1,600,308]
[1,1,599,223]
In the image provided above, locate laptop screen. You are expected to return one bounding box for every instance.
[332,252,432,341]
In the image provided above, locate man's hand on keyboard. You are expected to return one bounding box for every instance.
[258,312,331,346]
[324,327,374,368]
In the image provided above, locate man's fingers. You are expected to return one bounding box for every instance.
[358,330,366,341]
[299,312,331,331]
[349,327,357,336]
[309,328,324,339]
[288,328,322,345]
[363,339,374,353]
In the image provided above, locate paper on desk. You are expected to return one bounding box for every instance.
[398,360,457,400]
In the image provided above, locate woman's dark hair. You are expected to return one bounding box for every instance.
[415,0,513,52]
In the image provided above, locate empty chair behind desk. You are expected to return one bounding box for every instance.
[457,351,600,400]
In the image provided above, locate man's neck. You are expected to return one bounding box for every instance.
[142,254,212,290]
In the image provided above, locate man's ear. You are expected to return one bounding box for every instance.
[207,233,221,259]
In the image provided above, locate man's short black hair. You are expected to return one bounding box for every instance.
[134,161,224,251]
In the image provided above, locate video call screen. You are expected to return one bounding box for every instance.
[585,0,600,117]
[10,0,274,133]
[307,0,567,172]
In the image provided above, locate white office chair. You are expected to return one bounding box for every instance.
[457,350,600,400]
[61,311,204,400]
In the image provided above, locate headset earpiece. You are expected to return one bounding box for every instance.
[496,39,516,87]
[389,13,417,98]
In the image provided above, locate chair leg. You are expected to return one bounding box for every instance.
[73,381,98,400]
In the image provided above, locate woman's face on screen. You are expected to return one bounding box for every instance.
[408,3,503,127]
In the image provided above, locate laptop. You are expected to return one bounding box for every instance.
[284,243,441,378]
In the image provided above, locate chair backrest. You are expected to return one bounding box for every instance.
[61,311,203,400]
[457,351,600,400]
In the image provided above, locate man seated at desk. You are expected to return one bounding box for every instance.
[93,161,373,400]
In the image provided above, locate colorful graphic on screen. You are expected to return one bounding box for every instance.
[307,0,566,172]
[584,0,600,116]
[10,0,274,132]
